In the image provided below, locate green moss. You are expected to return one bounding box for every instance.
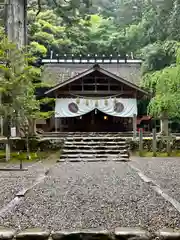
[0,150,56,163]
[133,150,180,157]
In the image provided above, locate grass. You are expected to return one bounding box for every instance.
[0,150,59,163]
[133,150,180,157]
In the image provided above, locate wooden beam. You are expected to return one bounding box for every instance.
[134,90,137,98]
[83,77,108,81]
[82,79,84,92]
[56,90,135,96]
[95,76,97,92]
[71,83,120,86]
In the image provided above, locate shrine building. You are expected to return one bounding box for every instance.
[39,56,150,135]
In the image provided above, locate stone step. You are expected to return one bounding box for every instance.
[58,158,130,162]
[65,135,127,138]
[62,149,128,154]
[65,137,126,141]
[63,145,127,149]
[60,154,129,159]
[66,134,125,136]
[65,141,127,145]
[59,133,130,163]
[43,134,128,138]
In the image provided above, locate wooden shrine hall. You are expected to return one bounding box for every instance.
[40,57,149,134]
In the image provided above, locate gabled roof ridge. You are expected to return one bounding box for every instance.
[45,66,95,94]
[42,58,142,64]
[98,66,143,91]
[45,64,148,95]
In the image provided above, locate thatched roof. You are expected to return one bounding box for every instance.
[45,63,147,95]
[42,60,142,87]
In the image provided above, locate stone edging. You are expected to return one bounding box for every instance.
[0,227,180,240]
[0,168,28,171]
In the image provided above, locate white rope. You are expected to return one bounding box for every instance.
[69,92,124,99]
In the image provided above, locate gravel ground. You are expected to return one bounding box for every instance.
[131,157,180,202]
[0,162,48,208]
[0,161,180,232]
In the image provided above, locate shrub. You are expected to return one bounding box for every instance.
[0,138,64,152]
[127,138,180,152]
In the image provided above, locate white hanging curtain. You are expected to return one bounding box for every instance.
[55,98,137,118]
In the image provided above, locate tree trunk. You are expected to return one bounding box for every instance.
[28,119,37,136]
[5,0,27,47]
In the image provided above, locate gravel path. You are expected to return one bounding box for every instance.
[131,157,180,202]
[0,162,48,208]
[0,161,180,231]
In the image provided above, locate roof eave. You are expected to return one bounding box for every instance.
[97,68,148,95]
[45,67,94,94]
[45,65,148,96]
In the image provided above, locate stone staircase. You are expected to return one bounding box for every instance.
[58,133,130,162]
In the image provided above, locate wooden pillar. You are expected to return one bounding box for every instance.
[167,137,171,156]
[91,111,95,125]
[133,114,137,139]
[139,128,143,156]
[55,117,58,132]
[152,128,157,157]
[166,131,172,156]
[59,118,62,132]
[0,93,3,136]
[0,118,3,136]
[55,93,57,132]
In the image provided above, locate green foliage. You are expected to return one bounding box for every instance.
[29,41,47,58]
[0,34,54,136]
[141,43,169,74]
[28,0,93,23]
[128,138,180,156]
[26,0,180,58]
[0,0,177,124]
[140,41,180,75]
[140,60,180,119]
[147,65,180,118]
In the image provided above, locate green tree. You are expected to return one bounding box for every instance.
[0,34,53,160]
[141,48,180,135]
[30,0,92,22]
[140,41,180,75]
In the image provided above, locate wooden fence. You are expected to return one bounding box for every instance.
[138,128,176,157]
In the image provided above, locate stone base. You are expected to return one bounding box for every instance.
[0,168,28,171]
[0,228,180,240]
